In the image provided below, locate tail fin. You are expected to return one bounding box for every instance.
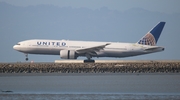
[137,22,165,46]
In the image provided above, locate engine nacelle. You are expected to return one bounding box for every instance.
[60,50,78,59]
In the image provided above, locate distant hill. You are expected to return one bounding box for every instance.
[0,2,180,62]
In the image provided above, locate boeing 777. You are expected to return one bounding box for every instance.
[13,22,165,62]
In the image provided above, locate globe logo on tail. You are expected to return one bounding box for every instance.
[138,33,156,46]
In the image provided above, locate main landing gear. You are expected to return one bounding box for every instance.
[84,54,95,63]
[25,54,28,61]
[84,59,95,63]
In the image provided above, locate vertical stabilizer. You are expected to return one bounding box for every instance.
[137,22,165,46]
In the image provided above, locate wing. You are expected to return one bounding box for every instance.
[76,43,110,54]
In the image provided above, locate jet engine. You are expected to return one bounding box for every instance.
[60,50,78,59]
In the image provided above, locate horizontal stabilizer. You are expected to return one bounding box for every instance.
[144,46,164,52]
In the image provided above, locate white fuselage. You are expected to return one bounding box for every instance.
[13,39,164,58]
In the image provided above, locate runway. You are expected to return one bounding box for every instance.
[0,60,180,73]
[55,60,180,63]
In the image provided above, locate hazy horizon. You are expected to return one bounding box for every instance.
[0,1,180,62]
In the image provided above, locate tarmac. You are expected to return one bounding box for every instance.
[0,60,180,73]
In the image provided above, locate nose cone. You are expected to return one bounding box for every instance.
[13,45,16,50]
[13,44,25,52]
[13,45,19,50]
[13,45,15,49]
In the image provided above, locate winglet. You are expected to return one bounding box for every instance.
[137,22,165,46]
[106,43,111,45]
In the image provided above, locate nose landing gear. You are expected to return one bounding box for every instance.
[25,54,28,61]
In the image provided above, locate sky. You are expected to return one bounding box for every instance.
[0,0,180,14]
[0,0,180,62]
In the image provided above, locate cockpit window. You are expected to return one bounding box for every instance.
[17,43,20,45]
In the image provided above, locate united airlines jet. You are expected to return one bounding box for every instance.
[13,22,165,62]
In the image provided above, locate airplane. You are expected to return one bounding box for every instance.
[13,22,165,62]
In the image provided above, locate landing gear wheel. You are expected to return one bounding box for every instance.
[25,58,28,61]
[84,59,95,63]
[25,54,28,61]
